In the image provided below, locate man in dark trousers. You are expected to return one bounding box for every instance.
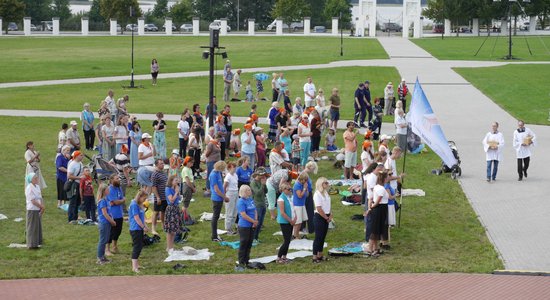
[354,83,366,128]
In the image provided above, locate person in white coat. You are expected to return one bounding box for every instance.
[482,122,505,182]
[512,120,536,181]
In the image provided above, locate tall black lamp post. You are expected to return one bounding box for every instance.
[201,29,228,127]
[494,0,531,60]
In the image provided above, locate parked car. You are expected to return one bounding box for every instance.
[209,20,231,32]
[313,26,326,33]
[381,22,402,32]
[180,23,193,32]
[433,24,444,33]
[30,24,37,31]
[452,27,472,33]
[40,21,53,31]
[126,24,137,31]
[7,22,18,31]
[144,24,158,32]
[162,24,176,31]
[290,22,304,31]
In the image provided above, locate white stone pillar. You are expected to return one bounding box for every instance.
[413,17,421,38]
[304,17,310,35]
[501,20,508,35]
[472,18,479,36]
[332,17,338,36]
[220,18,228,35]
[52,17,60,36]
[529,16,536,34]
[192,17,199,36]
[165,18,172,35]
[81,17,89,36]
[248,19,255,35]
[138,17,145,35]
[444,19,451,36]
[402,19,409,38]
[276,18,283,35]
[24,17,31,36]
[0,18,3,36]
[110,19,117,36]
[368,0,377,37]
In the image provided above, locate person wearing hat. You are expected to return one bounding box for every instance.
[361,140,375,173]
[379,134,390,154]
[384,82,395,115]
[66,120,81,152]
[168,149,182,177]
[229,128,242,157]
[241,123,257,169]
[138,133,155,167]
[67,150,84,223]
[25,172,45,249]
[398,79,409,112]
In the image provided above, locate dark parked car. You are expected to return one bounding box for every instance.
[381,22,402,32]
[8,22,18,31]
[144,24,158,32]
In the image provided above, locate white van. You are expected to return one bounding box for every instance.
[209,20,231,32]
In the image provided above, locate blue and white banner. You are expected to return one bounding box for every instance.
[409,79,458,168]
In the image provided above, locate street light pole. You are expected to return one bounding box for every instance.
[201,29,226,127]
[340,12,343,56]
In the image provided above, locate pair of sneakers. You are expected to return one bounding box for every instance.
[96,257,111,265]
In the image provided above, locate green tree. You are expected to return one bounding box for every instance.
[0,0,26,34]
[99,0,141,26]
[22,0,50,22]
[272,0,311,30]
[152,0,169,19]
[194,0,234,22]
[306,0,326,25]
[51,0,71,21]
[323,0,351,27]
[88,0,104,23]
[170,0,192,24]
[525,0,550,29]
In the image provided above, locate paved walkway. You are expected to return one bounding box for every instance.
[1,37,549,272]
[1,273,549,299]
[377,37,550,272]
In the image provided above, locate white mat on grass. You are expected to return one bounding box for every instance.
[8,243,28,248]
[327,179,362,186]
[164,248,214,262]
[199,212,226,222]
[402,189,425,197]
[14,218,23,222]
[246,251,313,264]
[276,239,326,251]
[0,214,7,220]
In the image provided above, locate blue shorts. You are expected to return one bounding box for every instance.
[137,166,153,187]
[330,109,340,121]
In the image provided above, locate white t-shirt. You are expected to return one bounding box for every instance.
[138,143,154,166]
[58,130,67,149]
[177,120,190,139]
[366,173,377,200]
[313,191,331,214]
[66,128,80,146]
[114,125,128,144]
[303,82,316,105]
[105,96,116,115]
[361,150,373,172]
[395,114,408,135]
[224,172,238,192]
[269,151,285,175]
[384,157,398,190]
[25,183,42,211]
[373,184,389,204]
[298,123,311,143]
[67,160,83,183]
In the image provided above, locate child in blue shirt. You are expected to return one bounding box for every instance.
[129,190,148,273]
[96,183,116,265]
[236,156,253,188]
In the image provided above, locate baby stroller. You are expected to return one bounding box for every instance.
[433,141,462,179]
[86,154,118,183]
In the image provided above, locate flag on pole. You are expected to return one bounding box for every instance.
[408,79,457,168]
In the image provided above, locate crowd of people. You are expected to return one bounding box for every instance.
[24,69,538,273]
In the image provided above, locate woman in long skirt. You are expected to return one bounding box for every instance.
[25,173,45,249]
[153,112,167,160]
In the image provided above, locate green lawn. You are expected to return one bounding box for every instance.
[0,36,387,83]
[0,116,502,279]
[0,66,400,121]
[413,36,550,61]
[455,64,550,125]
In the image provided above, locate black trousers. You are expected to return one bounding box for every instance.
[220,141,226,161]
[83,129,95,150]
[517,157,530,179]
[311,135,321,153]
[238,226,255,265]
[188,148,201,176]
[179,138,188,158]
[109,218,123,243]
[211,201,223,239]
[68,186,81,222]
[130,230,144,259]
[278,223,293,258]
[313,213,330,255]
[400,96,407,112]
[301,193,315,233]
[272,89,279,102]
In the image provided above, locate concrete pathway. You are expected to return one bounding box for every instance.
[0,37,549,271]
[1,273,549,300]
[377,37,550,271]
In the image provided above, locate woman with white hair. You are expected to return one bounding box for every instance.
[235,184,257,271]
[384,82,394,115]
[55,145,71,208]
[25,173,45,249]
[267,101,279,142]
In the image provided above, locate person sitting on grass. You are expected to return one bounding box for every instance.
[325,128,337,151]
